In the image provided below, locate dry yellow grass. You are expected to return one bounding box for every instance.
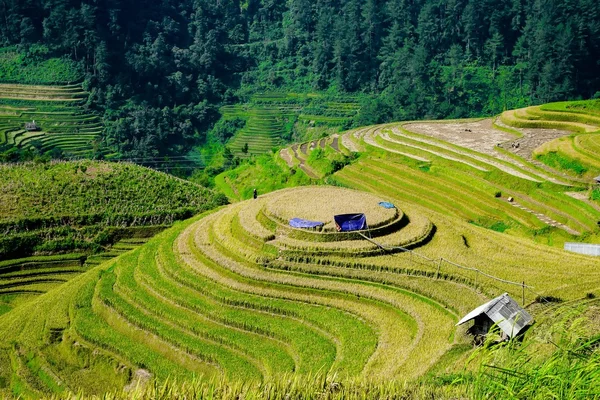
[237,198,276,242]
[264,186,397,231]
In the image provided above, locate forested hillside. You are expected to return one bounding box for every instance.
[1,0,599,160]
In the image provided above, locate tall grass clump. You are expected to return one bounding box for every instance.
[467,316,600,399]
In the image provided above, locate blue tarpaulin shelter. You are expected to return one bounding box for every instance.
[378,201,395,209]
[289,218,324,229]
[334,213,367,232]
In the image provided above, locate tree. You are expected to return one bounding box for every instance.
[485,32,504,78]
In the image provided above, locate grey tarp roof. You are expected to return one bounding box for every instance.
[457,293,533,338]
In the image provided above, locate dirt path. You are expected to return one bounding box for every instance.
[291,144,319,179]
[509,200,580,235]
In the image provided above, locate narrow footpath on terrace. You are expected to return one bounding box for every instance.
[508,199,580,235]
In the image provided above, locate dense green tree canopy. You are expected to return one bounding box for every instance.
[2,0,599,158]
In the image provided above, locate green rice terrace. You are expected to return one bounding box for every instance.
[283,100,600,243]
[0,83,105,158]
[222,92,359,157]
[1,100,600,399]
[0,160,226,316]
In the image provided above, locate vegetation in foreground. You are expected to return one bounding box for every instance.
[19,300,600,400]
[0,180,599,398]
[467,300,600,399]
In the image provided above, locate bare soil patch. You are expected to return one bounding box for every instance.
[290,144,319,178]
[300,142,309,155]
[404,119,512,155]
[404,118,573,161]
[331,135,340,152]
[402,119,577,183]
[496,123,573,160]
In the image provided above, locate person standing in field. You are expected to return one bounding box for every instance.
[253,188,258,199]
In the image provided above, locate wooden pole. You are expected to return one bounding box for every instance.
[436,258,442,279]
[522,281,525,305]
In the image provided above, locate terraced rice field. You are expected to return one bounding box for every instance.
[223,105,296,156]
[0,239,149,316]
[282,103,600,239]
[223,93,358,157]
[500,102,600,177]
[0,160,227,327]
[0,186,494,396]
[282,134,350,178]
[0,83,104,157]
[2,182,599,397]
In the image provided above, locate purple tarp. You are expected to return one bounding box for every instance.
[289,218,324,229]
[334,213,367,232]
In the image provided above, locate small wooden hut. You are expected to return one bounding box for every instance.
[457,293,533,341]
[25,120,40,131]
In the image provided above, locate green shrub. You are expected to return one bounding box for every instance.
[467,315,600,399]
